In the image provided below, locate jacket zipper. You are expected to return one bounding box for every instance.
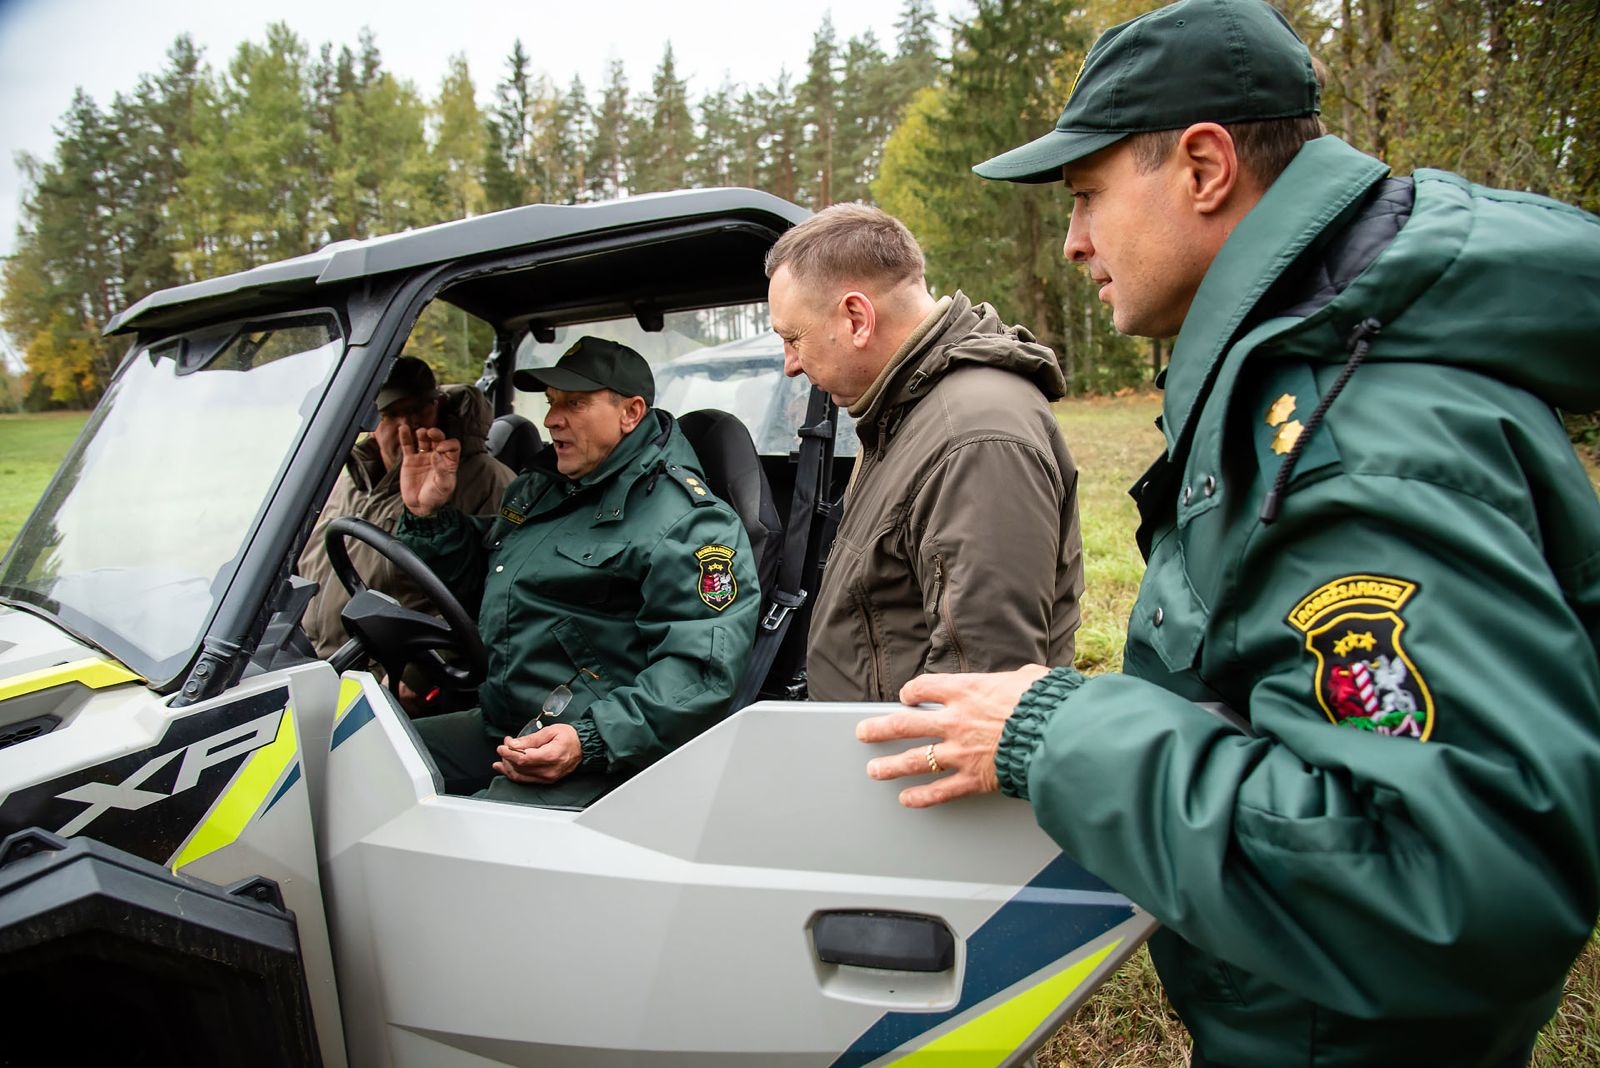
[933,555,969,671]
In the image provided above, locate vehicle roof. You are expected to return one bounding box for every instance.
[106,188,809,337]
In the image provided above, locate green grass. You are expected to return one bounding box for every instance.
[1046,393,1600,1067]
[0,411,89,552]
[1,397,1596,1065]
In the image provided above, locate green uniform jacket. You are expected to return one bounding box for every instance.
[395,410,759,771]
[998,137,1600,1067]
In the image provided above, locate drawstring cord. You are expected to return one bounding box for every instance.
[1260,318,1382,524]
[644,459,668,494]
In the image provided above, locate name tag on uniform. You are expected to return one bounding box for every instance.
[500,506,526,526]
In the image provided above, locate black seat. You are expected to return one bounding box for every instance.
[676,409,782,598]
[487,413,544,473]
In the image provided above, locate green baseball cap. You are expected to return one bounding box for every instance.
[974,0,1320,184]
[513,335,656,405]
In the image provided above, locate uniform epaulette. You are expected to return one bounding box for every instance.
[662,463,719,507]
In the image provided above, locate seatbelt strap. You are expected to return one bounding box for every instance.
[732,385,837,709]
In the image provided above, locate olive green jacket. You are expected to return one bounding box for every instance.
[395,410,759,772]
[806,292,1081,701]
[999,138,1600,1067]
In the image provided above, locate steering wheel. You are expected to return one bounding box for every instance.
[323,516,488,703]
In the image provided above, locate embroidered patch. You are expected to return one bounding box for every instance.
[1286,574,1434,740]
[694,544,738,611]
[499,506,526,526]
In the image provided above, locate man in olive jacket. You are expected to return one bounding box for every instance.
[857,3,1600,1067]
[298,357,514,660]
[395,337,759,808]
[767,204,1082,701]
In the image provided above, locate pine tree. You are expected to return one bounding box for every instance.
[629,44,696,193]
[585,59,630,200]
[433,54,487,219]
[796,16,841,207]
[483,40,534,210]
[836,30,894,203]
[874,0,1143,391]
[177,23,323,275]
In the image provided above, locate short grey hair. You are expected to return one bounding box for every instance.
[764,203,926,291]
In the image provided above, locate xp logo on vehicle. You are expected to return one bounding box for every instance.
[0,687,293,866]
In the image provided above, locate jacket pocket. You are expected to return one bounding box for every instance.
[546,537,629,606]
[1128,524,1207,674]
[926,553,968,672]
[849,583,887,699]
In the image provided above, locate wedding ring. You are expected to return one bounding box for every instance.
[925,744,941,774]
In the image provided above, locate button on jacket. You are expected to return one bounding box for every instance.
[998,138,1600,1067]
[396,409,759,772]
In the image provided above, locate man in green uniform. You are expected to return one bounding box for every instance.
[856,2,1600,1066]
[394,336,759,808]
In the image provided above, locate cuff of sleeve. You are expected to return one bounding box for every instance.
[573,717,610,770]
[996,666,1084,801]
[395,505,459,536]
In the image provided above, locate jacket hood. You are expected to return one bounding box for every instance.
[1273,156,1600,414]
[1166,137,1600,454]
[344,381,496,490]
[439,383,494,455]
[857,291,1067,429]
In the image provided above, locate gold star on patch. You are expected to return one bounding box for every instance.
[1271,420,1304,455]
[1266,393,1297,427]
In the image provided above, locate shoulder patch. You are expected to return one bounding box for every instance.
[664,464,718,507]
[1286,574,1434,740]
[1249,363,1340,485]
[694,544,739,611]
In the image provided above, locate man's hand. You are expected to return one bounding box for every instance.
[398,424,461,517]
[493,723,583,784]
[856,665,1050,808]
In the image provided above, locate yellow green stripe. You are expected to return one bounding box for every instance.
[171,707,299,872]
[0,657,141,702]
[887,940,1122,1067]
[334,676,364,720]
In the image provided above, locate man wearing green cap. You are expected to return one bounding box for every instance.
[856,1,1600,1066]
[393,336,760,808]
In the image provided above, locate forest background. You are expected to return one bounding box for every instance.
[1,0,1597,453]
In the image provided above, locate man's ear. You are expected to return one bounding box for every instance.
[841,291,876,349]
[619,394,648,431]
[1175,123,1242,216]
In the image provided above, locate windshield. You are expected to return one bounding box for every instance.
[0,315,343,682]
[514,309,857,457]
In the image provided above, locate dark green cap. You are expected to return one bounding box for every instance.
[974,0,1320,184]
[513,335,656,405]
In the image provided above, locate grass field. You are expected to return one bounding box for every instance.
[0,411,89,552]
[1,396,1596,1064]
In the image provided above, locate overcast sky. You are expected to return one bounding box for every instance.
[0,0,965,264]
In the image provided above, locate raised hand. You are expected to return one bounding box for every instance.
[398,424,461,517]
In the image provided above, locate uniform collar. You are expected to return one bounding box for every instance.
[1161,137,1389,455]
[535,409,676,524]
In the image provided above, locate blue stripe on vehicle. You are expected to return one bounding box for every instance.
[828,852,1133,1068]
[261,762,302,816]
[330,694,375,750]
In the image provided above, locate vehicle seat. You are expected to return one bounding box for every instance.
[487,413,544,473]
[677,409,782,598]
